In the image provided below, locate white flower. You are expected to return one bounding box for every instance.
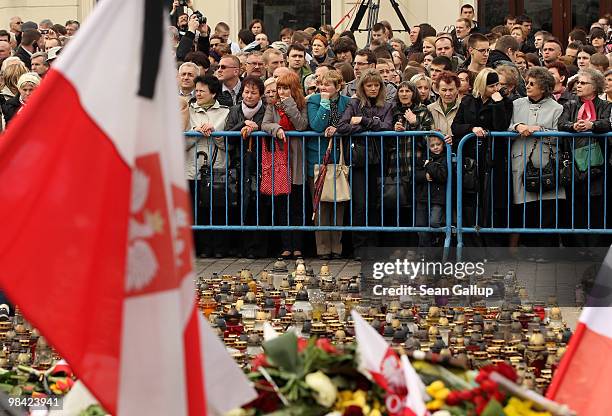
[224,409,247,416]
[305,371,337,408]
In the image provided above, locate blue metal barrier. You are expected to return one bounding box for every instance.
[456,131,612,249]
[186,130,453,249]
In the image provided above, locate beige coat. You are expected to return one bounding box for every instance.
[428,98,461,138]
[183,100,230,180]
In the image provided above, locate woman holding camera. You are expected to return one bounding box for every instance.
[558,68,612,247]
[509,67,564,249]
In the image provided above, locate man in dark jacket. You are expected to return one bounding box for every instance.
[487,35,526,97]
[15,29,40,69]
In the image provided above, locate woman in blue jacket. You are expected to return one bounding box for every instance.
[307,70,351,259]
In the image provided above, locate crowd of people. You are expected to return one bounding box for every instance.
[2,2,612,260]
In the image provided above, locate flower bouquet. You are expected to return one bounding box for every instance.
[0,362,75,397]
[239,331,386,416]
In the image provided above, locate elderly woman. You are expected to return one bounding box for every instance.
[452,68,513,245]
[337,68,393,260]
[307,70,350,259]
[558,68,612,247]
[262,71,309,259]
[183,75,230,258]
[509,67,564,249]
[1,72,40,126]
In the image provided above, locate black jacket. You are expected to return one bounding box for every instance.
[223,102,266,167]
[1,95,21,125]
[555,89,577,108]
[558,96,612,197]
[176,30,210,62]
[416,150,447,205]
[15,46,32,69]
[451,94,513,156]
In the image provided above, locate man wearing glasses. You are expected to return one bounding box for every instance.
[244,51,265,79]
[466,33,490,76]
[9,17,22,45]
[216,55,242,107]
[342,49,396,102]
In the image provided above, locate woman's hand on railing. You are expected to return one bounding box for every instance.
[394,121,406,132]
[516,124,541,137]
[472,127,487,138]
[443,134,453,145]
[196,123,214,137]
[350,116,362,125]
[573,120,593,132]
[276,128,287,142]
[324,126,337,137]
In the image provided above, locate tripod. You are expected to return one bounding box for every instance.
[349,0,411,44]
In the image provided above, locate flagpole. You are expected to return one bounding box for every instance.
[545,320,587,400]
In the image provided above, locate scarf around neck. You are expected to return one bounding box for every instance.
[578,97,596,121]
[241,100,262,120]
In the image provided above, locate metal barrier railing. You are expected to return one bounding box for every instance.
[456,131,612,248]
[186,130,453,249]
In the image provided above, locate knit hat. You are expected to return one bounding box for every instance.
[17,72,41,89]
[486,72,499,86]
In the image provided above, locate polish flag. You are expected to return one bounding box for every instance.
[351,311,428,416]
[0,0,255,415]
[547,248,612,416]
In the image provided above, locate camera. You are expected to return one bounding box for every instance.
[179,0,188,6]
[192,10,207,25]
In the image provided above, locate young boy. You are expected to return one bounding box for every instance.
[415,135,448,247]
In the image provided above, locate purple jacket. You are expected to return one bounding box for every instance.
[336,98,394,135]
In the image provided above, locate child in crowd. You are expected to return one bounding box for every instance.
[416,135,447,247]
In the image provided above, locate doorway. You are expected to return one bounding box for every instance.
[479,0,610,45]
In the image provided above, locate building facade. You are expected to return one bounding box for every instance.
[1,0,610,46]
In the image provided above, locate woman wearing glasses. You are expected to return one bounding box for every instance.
[508,67,564,250]
[558,68,612,247]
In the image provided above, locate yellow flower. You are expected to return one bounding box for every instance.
[369,409,382,416]
[224,409,247,416]
[426,380,445,396]
[305,371,338,408]
[426,399,444,411]
[433,388,450,401]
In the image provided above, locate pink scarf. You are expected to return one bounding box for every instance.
[577,97,596,121]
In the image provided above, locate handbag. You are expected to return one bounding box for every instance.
[198,145,239,208]
[574,141,604,172]
[377,143,412,208]
[524,140,555,193]
[260,137,292,195]
[463,157,479,193]
[313,138,351,202]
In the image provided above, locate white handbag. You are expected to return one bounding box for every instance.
[313,138,351,202]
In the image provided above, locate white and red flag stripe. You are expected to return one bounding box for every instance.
[351,311,428,416]
[546,247,612,415]
[0,0,255,414]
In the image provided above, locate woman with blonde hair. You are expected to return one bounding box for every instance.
[452,68,513,245]
[337,68,393,259]
[262,71,309,259]
[410,73,435,105]
[1,60,27,100]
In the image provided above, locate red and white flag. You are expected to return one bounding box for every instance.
[0,0,255,415]
[351,311,428,416]
[547,248,612,416]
